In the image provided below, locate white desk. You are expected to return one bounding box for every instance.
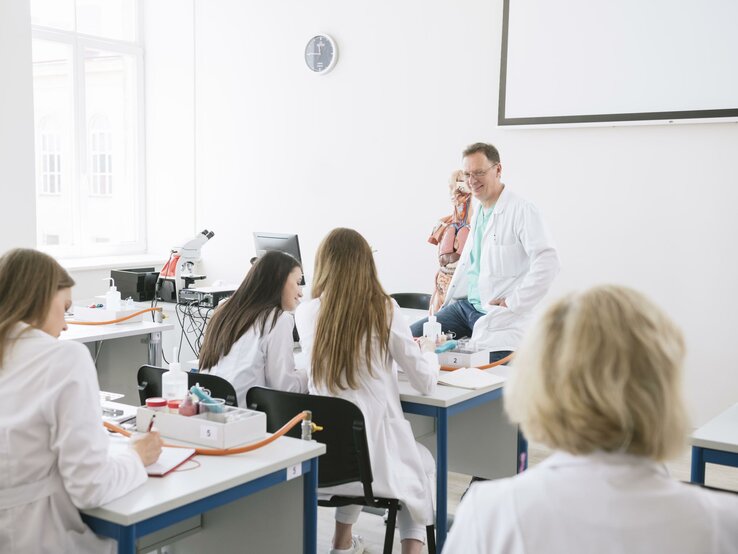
[61,320,174,367]
[400,366,520,552]
[82,436,326,553]
[690,402,738,484]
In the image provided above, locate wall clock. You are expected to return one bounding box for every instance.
[304,34,338,74]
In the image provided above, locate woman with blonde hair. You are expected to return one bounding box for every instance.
[295,228,439,554]
[0,248,163,554]
[444,285,738,553]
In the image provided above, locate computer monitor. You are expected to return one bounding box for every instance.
[253,232,305,285]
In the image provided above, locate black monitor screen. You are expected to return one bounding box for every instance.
[253,232,305,285]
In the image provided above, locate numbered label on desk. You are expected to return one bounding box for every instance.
[286,463,302,480]
[200,424,218,441]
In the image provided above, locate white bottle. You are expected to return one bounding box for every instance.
[162,347,188,401]
[104,278,121,312]
[423,315,442,343]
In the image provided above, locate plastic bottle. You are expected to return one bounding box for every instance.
[103,278,121,311]
[423,315,442,344]
[162,347,188,400]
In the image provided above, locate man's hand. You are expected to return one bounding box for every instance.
[489,298,508,308]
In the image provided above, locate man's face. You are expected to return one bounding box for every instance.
[463,152,502,208]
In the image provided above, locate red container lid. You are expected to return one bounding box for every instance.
[167,399,182,409]
[145,397,167,407]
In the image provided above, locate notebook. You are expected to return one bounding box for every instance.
[437,367,506,390]
[145,447,197,477]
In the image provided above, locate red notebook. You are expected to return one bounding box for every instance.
[145,447,196,477]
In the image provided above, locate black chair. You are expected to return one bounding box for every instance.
[246,386,436,554]
[136,365,239,407]
[390,293,431,311]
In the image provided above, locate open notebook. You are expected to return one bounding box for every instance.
[437,367,506,390]
[145,447,196,477]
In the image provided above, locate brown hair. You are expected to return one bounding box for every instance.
[505,285,689,461]
[311,228,391,394]
[0,248,75,364]
[462,142,501,164]
[199,250,301,371]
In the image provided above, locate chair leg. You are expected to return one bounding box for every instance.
[426,525,436,554]
[383,502,399,554]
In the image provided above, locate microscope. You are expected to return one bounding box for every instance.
[157,230,215,302]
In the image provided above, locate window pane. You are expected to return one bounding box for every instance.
[32,39,75,245]
[76,0,137,42]
[84,48,139,240]
[30,0,74,31]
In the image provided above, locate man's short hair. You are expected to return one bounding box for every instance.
[504,285,689,462]
[463,142,500,164]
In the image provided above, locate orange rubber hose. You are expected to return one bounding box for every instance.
[440,351,515,372]
[104,411,310,456]
[67,307,163,326]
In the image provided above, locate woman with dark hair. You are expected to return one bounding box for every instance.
[0,248,162,554]
[199,250,308,406]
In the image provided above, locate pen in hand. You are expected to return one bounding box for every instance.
[147,414,157,433]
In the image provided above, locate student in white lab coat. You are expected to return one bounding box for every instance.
[444,285,738,554]
[296,227,440,554]
[199,250,308,406]
[0,248,163,554]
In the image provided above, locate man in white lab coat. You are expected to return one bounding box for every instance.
[411,143,559,361]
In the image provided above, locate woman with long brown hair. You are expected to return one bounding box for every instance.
[0,248,162,554]
[295,228,439,554]
[199,250,308,406]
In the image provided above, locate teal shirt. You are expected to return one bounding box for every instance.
[467,205,494,312]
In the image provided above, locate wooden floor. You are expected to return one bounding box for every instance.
[317,442,738,553]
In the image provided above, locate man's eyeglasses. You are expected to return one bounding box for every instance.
[463,163,499,181]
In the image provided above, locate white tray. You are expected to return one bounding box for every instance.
[136,406,267,449]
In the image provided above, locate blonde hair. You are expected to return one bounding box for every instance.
[0,248,75,364]
[311,228,391,394]
[505,285,689,461]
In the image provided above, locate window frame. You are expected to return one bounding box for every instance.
[31,5,146,258]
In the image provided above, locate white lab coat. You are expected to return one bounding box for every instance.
[444,450,738,554]
[295,299,439,525]
[0,324,147,554]
[207,310,308,407]
[443,186,559,351]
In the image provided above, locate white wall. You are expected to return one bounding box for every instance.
[129,0,738,425]
[0,0,36,252]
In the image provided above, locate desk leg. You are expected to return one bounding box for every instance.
[116,525,136,554]
[436,408,448,551]
[148,331,162,366]
[691,446,706,484]
[304,457,319,554]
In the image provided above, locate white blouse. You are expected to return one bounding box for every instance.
[207,310,308,407]
[0,324,147,554]
[444,450,738,554]
[295,298,440,525]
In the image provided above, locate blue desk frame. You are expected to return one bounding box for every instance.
[690,446,738,484]
[83,457,320,554]
[402,387,526,551]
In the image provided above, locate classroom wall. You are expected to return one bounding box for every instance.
[143,0,738,425]
[0,0,36,253]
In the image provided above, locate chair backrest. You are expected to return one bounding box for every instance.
[136,365,239,407]
[390,292,431,311]
[246,386,374,497]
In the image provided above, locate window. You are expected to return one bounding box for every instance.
[89,115,113,196]
[31,0,145,257]
[39,118,63,195]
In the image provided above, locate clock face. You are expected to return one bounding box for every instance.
[305,35,337,74]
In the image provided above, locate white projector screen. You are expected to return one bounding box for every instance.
[499,0,738,126]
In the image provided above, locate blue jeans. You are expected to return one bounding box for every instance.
[411,299,512,364]
[410,298,484,340]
